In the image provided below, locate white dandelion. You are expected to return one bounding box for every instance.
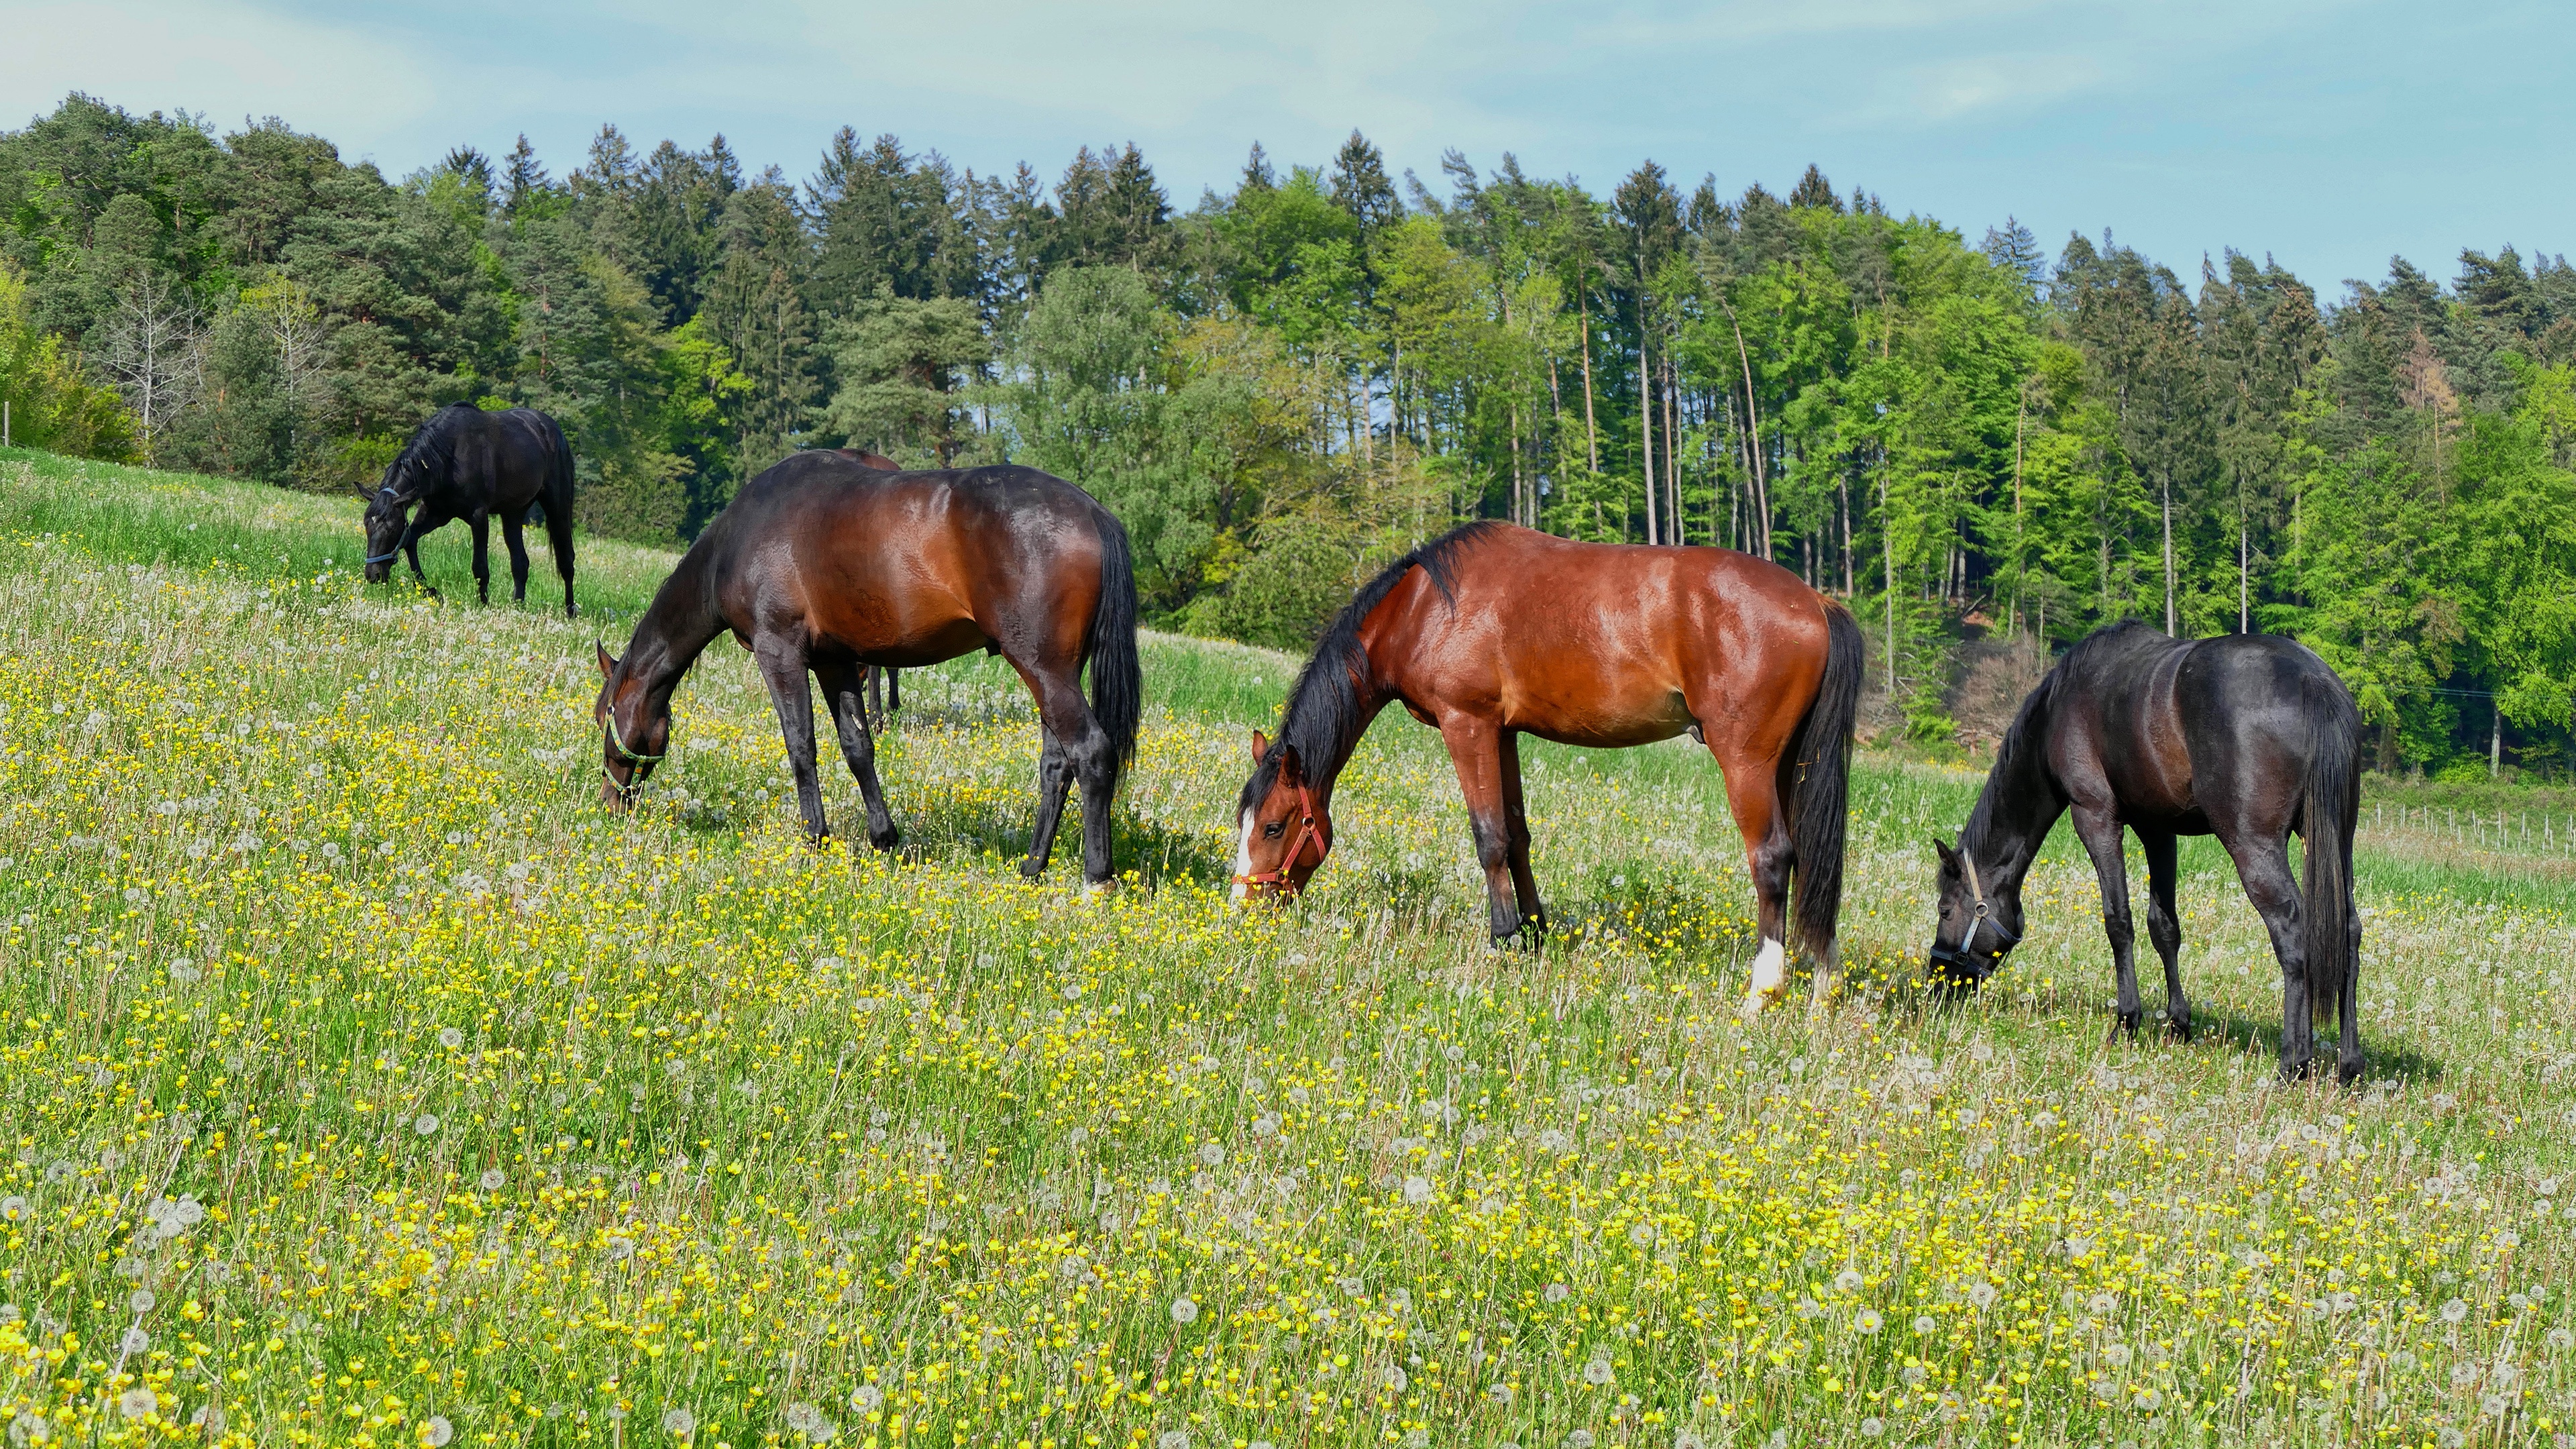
[1544,1283,1571,1304]
[479,1169,506,1191]
[661,1407,695,1436]
[1583,1357,1614,1386]
[117,1389,156,1420]
[1856,1309,1883,1334]
[127,1289,154,1313]
[1403,1175,1433,1205]
[413,1113,439,1136]
[2442,1297,2470,1324]
[423,1416,454,1447]
[1170,1295,1199,1325]
[437,1028,464,1049]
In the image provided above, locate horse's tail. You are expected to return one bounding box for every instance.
[1786,596,1865,965]
[1084,504,1142,776]
[2302,669,2360,1038]
[549,415,578,522]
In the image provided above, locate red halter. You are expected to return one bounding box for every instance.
[1234,784,1329,894]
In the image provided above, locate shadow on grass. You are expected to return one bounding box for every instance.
[1871,977,2448,1085]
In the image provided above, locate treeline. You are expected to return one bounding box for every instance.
[5,94,2573,777]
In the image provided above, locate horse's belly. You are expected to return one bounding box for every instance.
[1507,682,1693,749]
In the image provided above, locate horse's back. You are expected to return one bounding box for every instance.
[1381,527,1831,748]
[710,458,1108,664]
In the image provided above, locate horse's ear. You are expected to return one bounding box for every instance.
[1249,731,1269,766]
[1277,744,1305,785]
[1931,837,1959,871]
[595,641,616,679]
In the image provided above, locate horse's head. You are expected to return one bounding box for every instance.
[594,641,670,809]
[360,467,419,584]
[1927,837,2024,987]
[1232,731,1331,900]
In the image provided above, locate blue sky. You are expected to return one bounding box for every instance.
[6,0,2570,297]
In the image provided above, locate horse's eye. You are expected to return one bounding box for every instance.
[1938,903,1952,918]
[1263,821,1285,839]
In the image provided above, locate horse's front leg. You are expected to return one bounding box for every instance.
[1438,716,1529,946]
[752,639,831,844]
[2070,805,2145,1038]
[817,661,900,852]
[2139,827,2192,1041]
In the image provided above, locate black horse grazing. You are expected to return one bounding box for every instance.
[360,404,578,616]
[592,453,1140,885]
[1927,623,2364,1082]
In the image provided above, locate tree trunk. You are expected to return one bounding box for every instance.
[2492,704,2504,779]
[1578,292,1599,475]
[2161,470,2177,636]
[1664,353,1682,545]
[1721,300,1769,558]
[1640,344,1658,545]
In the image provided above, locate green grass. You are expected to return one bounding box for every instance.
[3,449,2573,1449]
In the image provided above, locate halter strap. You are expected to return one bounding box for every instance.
[1938,847,2022,975]
[603,711,663,798]
[1233,783,1328,894]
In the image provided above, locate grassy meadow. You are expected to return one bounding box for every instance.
[2,447,2574,1449]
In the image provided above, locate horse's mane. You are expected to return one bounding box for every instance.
[384,404,474,500]
[1958,621,2153,857]
[1236,521,1504,812]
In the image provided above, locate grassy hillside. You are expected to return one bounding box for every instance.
[1,448,2572,1449]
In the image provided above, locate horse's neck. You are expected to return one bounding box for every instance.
[628,560,724,702]
[1289,666,1391,807]
[1967,713,2065,888]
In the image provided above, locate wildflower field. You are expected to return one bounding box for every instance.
[4,451,2575,1449]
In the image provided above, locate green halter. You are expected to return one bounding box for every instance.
[604,712,663,796]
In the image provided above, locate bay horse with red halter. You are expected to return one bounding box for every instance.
[594,452,1140,884]
[1231,522,1864,1012]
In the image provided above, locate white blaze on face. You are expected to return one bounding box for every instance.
[1229,809,1255,901]
[1743,936,1788,1011]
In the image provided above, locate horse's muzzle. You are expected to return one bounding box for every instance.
[1925,943,1998,990]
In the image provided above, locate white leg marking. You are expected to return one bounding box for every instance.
[1743,936,1788,1013]
[1229,810,1255,901]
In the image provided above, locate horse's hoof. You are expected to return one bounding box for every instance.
[868,825,902,853]
[1018,857,1047,880]
[2164,1015,2194,1044]
[2108,1012,2143,1042]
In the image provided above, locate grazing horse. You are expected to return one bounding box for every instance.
[361,403,578,615]
[1925,622,2364,1082]
[592,453,1140,885]
[1230,522,1864,1012]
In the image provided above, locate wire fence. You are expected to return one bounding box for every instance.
[2362,802,2576,857]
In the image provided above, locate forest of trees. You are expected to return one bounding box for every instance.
[4,94,2573,778]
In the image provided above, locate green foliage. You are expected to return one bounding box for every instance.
[5,95,2575,773]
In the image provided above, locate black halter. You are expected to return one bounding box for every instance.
[1929,849,2021,982]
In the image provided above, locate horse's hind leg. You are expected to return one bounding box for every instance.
[467,511,492,606]
[2140,827,2192,1040]
[543,495,577,617]
[1715,759,1796,1015]
[1498,729,1545,938]
[752,639,832,844]
[1018,725,1074,879]
[818,661,899,851]
[1438,717,1533,945]
[1014,662,1117,886]
[500,513,532,606]
[2220,834,2314,1079]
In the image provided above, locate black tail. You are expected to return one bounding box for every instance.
[2302,671,2360,1042]
[1084,504,1142,778]
[1784,598,1864,965]
[548,419,578,526]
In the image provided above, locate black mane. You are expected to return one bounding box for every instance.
[382,403,472,500]
[1958,621,2159,858]
[1236,521,1504,812]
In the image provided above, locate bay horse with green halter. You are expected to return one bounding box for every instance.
[1230,522,1864,1012]
[594,452,1140,884]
